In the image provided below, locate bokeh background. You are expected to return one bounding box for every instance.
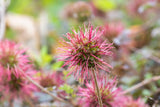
[2,0,160,106]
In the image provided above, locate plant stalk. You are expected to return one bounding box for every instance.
[92,70,103,107]
[18,67,69,104]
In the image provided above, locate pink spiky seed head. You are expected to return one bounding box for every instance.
[58,25,113,79]
[0,40,31,76]
[40,72,64,88]
[78,77,122,107]
[0,71,37,101]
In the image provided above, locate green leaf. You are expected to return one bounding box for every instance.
[62,70,71,80]
[59,84,74,95]
[51,61,64,70]
[8,0,33,15]
[93,0,116,12]
[145,73,153,79]
[157,80,160,86]
[40,46,52,67]
[142,89,151,96]
[41,0,56,7]
[6,28,16,40]
[121,76,139,86]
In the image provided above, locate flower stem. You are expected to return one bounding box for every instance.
[92,70,103,107]
[9,99,13,107]
[18,67,68,104]
[122,76,160,95]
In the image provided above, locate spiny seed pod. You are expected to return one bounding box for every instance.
[40,72,64,88]
[0,40,31,77]
[0,70,37,101]
[58,25,113,79]
[78,77,123,107]
[0,40,37,100]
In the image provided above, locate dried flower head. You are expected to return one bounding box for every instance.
[40,72,64,88]
[103,23,124,42]
[62,1,92,22]
[0,40,31,76]
[127,0,147,17]
[78,77,123,107]
[58,25,113,79]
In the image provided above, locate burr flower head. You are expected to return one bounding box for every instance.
[0,71,37,100]
[40,72,64,88]
[62,1,92,22]
[103,23,124,42]
[0,40,37,100]
[78,77,122,107]
[0,40,31,76]
[121,96,149,107]
[58,25,113,79]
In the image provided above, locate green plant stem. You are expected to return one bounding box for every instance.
[92,70,103,107]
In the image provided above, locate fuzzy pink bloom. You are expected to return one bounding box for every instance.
[127,0,149,17]
[103,23,124,42]
[40,71,64,88]
[120,96,149,107]
[0,40,31,77]
[58,25,113,79]
[0,69,37,101]
[78,77,123,107]
[0,40,37,101]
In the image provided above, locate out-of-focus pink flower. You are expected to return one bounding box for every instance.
[127,0,148,17]
[58,25,113,79]
[103,23,124,42]
[0,40,31,77]
[40,71,64,88]
[120,96,149,107]
[0,70,37,101]
[78,77,123,107]
[0,40,37,101]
